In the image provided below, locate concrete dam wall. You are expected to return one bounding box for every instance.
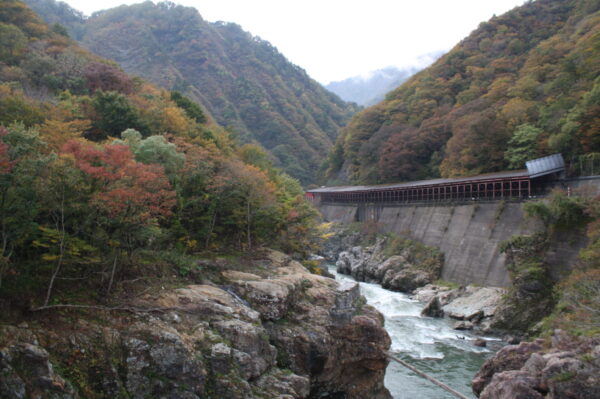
[319,201,583,288]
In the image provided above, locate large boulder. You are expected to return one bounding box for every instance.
[479,370,544,399]
[443,286,505,320]
[473,340,545,396]
[383,268,432,292]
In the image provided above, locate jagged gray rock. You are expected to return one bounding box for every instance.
[421,296,445,318]
[334,237,441,293]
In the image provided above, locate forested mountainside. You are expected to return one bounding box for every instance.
[25,0,359,185]
[326,66,419,106]
[322,0,600,185]
[0,0,321,308]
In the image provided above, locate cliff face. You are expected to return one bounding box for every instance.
[0,250,391,399]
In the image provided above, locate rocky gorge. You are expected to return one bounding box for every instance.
[325,229,506,335]
[0,250,391,399]
[323,225,600,399]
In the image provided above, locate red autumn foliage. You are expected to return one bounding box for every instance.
[62,140,175,221]
[83,61,134,94]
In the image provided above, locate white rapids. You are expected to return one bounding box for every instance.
[329,265,502,399]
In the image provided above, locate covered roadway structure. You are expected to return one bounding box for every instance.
[307,154,565,205]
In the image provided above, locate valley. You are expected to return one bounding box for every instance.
[1,0,599,398]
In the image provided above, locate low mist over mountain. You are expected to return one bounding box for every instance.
[26,0,359,184]
[326,53,443,106]
[322,0,600,185]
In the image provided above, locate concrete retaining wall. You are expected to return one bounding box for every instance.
[319,199,584,288]
[321,202,536,287]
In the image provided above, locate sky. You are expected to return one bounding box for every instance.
[63,0,528,84]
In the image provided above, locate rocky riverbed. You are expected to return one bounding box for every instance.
[0,249,391,399]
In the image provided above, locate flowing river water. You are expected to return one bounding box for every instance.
[329,266,503,399]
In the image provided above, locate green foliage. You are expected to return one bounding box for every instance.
[50,22,68,36]
[238,143,274,172]
[170,91,206,124]
[32,225,99,264]
[0,22,27,63]
[0,124,47,290]
[153,250,198,277]
[91,91,145,139]
[123,132,185,178]
[433,279,460,289]
[524,190,589,231]
[0,93,46,127]
[505,124,542,169]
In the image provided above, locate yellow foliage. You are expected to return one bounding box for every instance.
[484,76,515,101]
[161,106,191,134]
[500,98,537,128]
[39,119,90,151]
[317,222,335,239]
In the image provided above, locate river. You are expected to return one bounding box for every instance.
[329,266,502,399]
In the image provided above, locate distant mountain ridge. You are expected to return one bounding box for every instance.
[25,0,359,184]
[326,53,444,106]
[326,66,417,106]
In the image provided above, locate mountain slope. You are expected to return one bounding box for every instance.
[26,0,358,184]
[322,0,600,185]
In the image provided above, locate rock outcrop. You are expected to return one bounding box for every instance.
[0,343,76,399]
[0,249,391,399]
[472,330,600,399]
[334,237,443,293]
[420,296,444,318]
